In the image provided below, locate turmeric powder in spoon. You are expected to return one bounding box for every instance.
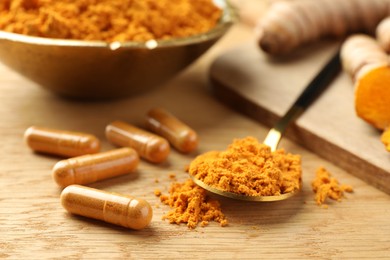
[188,136,301,197]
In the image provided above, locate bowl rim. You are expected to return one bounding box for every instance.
[0,0,236,49]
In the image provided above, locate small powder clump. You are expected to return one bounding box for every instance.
[158,178,228,229]
[311,167,353,206]
[154,189,162,197]
[188,136,301,196]
[0,0,222,42]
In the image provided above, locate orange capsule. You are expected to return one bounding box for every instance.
[145,107,199,153]
[53,147,139,187]
[105,121,170,163]
[24,126,100,157]
[61,185,153,230]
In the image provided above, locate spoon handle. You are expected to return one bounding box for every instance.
[263,49,341,151]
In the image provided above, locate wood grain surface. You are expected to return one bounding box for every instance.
[209,41,390,196]
[1,1,390,259]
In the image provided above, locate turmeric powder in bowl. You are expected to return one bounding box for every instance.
[0,0,222,42]
[0,0,232,99]
[188,137,302,197]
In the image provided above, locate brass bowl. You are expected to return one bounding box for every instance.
[0,1,234,99]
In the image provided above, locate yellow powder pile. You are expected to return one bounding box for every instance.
[188,136,302,196]
[381,130,390,151]
[0,0,222,42]
[157,178,228,229]
[311,167,353,206]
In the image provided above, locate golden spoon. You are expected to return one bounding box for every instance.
[190,49,341,201]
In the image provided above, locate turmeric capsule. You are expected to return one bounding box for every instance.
[24,126,100,157]
[61,185,153,230]
[145,107,198,153]
[105,121,170,163]
[53,147,139,187]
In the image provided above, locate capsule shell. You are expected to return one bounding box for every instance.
[53,147,139,187]
[61,185,153,230]
[145,107,198,153]
[105,121,170,163]
[24,126,100,157]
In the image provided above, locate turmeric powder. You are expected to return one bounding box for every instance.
[256,0,389,55]
[188,137,301,197]
[0,0,222,42]
[340,34,390,151]
[381,130,390,151]
[311,167,353,206]
[158,178,228,229]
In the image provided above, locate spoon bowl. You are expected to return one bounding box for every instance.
[190,174,300,201]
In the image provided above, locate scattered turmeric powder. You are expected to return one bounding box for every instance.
[311,167,353,206]
[188,136,301,196]
[154,189,162,197]
[381,129,390,151]
[157,178,228,229]
[0,0,222,42]
[341,34,390,151]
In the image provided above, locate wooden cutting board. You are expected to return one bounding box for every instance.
[209,40,390,195]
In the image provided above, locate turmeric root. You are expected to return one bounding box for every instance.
[256,0,390,55]
[340,34,388,82]
[341,34,390,151]
[376,16,390,53]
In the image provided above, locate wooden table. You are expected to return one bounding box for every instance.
[1,2,390,259]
